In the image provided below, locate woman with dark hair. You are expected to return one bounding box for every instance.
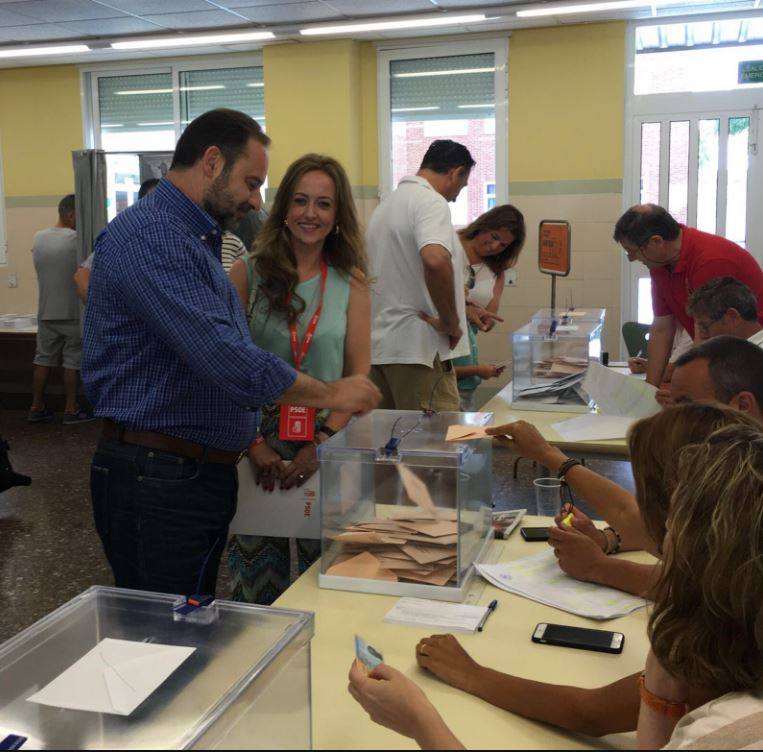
[228,153,370,604]
[452,204,526,410]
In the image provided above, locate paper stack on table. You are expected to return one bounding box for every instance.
[476,550,647,620]
[384,597,490,632]
[551,360,661,441]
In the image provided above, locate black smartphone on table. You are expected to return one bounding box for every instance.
[520,526,550,542]
[532,623,624,654]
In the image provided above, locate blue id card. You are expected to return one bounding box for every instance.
[354,635,383,671]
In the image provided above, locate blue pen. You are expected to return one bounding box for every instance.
[477,599,498,632]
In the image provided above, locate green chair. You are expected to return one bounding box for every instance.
[622,322,650,358]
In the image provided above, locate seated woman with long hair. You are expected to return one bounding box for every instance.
[348,404,763,748]
[228,153,370,604]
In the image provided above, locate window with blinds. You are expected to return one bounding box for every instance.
[93,63,264,219]
[388,52,497,227]
[179,66,264,129]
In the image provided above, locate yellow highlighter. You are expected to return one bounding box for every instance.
[562,512,575,528]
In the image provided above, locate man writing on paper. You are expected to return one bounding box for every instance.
[83,109,380,597]
[614,204,763,389]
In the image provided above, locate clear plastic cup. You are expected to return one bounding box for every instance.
[533,477,562,518]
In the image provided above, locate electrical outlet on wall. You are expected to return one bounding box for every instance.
[8,273,17,288]
[505,270,517,286]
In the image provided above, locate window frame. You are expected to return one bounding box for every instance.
[80,53,264,150]
[376,37,509,207]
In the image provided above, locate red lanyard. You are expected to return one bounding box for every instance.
[289,261,328,370]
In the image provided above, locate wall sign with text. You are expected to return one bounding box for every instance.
[538,220,571,277]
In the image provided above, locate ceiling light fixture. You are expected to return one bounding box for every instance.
[246,82,265,87]
[458,103,493,108]
[137,121,174,126]
[115,88,172,95]
[516,0,673,18]
[300,14,487,36]
[111,31,275,50]
[391,106,441,112]
[0,44,90,59]
[393,67,495,78]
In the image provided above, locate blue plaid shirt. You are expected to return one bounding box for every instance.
[82,178,296,451]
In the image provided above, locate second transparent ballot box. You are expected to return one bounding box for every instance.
[0,587,314,750]
[511,317,604,412]
[318,409,494,602]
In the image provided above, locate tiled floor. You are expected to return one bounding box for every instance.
[0,409,635,643]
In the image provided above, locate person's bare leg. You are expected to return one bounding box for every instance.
[63,368,79,414]
[31,365,51,412]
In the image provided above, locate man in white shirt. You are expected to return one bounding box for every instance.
[686,276,763,347]
[367,140,473,411]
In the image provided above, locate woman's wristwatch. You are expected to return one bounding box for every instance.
[313,425,337,446]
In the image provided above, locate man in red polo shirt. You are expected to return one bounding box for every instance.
[614,204,763,387]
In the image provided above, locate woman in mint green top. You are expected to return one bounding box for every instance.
[228,154,370,604]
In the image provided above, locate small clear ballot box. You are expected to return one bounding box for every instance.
[318,410,494,602]
[511,316,604,413]
[0,587,314,750]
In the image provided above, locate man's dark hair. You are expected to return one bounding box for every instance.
[687,276,759,323]
[675,336,763,405]
[420,139,475,174]
[138,178,160,200]
[613,204,681,246]
[171,108,270,171]
[58,194,75,216]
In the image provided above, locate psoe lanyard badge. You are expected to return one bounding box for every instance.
[279,262,328,442]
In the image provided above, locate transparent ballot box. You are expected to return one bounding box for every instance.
[511,317,604,413]
[0,587,314,750]
[318,410,494,602]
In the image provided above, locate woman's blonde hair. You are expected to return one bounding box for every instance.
[252,153,366,323]
[627,403,760,552]
[457,204,526,276]
[649,421,763,693]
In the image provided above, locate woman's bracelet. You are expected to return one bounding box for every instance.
[603,526,622,555]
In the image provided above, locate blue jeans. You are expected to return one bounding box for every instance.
[90,439,237,596]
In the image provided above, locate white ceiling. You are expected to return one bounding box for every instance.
[0,0,759,67]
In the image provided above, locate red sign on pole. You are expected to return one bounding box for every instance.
[538,220,571,277]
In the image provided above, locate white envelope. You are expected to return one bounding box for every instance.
[27,638,195,716]
[231,459,320,539]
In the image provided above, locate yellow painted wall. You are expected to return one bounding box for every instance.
[0,64,82,196]
[509,22,626,182]
[263,40,364,187]
[359,41,378,189]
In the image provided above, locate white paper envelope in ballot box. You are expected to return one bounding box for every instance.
[231,459,320,539]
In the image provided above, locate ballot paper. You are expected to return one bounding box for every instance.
[445,425,489,442]
[384,598,491,633]
[476,550,647,620]
[582,361,660,419]
[27,638,195,716]
[552,413,637,442]
[397,463,437,518]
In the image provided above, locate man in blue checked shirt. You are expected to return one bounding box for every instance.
[83,109,380,597]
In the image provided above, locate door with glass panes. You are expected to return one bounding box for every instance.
[626,108,762,325]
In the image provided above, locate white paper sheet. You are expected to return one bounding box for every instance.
[582,361,660,418]
[552,413,637,441]
[27,638,195,716]
[231,460,320,538]
[476,550,647,620]
[384,597,490,633]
